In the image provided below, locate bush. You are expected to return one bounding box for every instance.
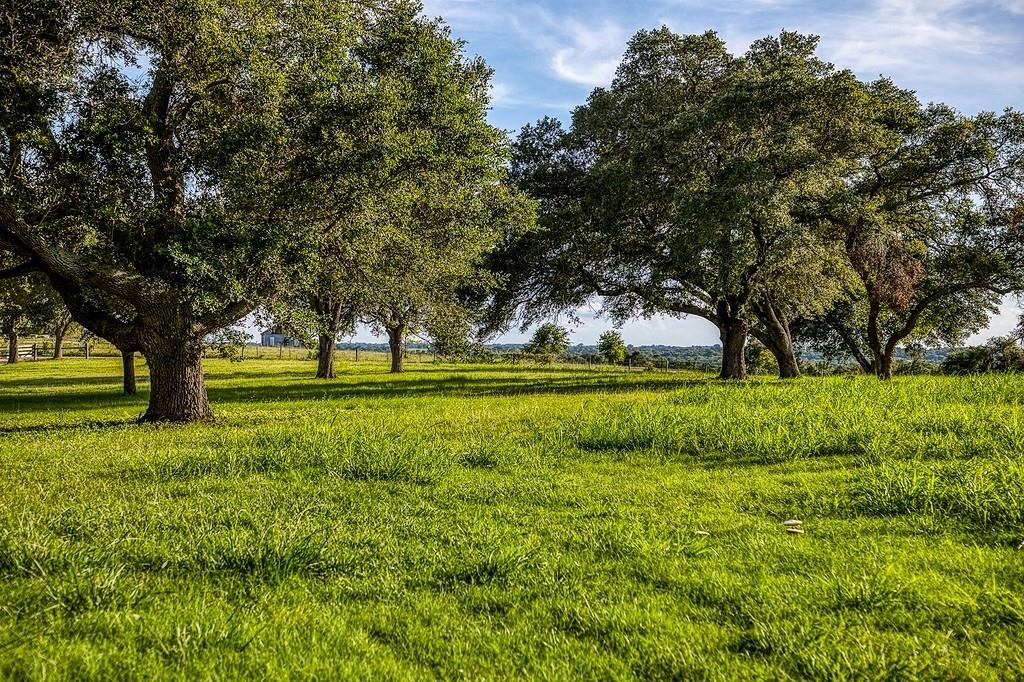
[745,342,777,375]
[943,341,1024,375]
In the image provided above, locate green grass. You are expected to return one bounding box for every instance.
[1,359,1023,680]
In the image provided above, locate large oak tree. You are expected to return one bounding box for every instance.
[800,83,1024,378]
[0,0,397,420]
[490,30,865,379]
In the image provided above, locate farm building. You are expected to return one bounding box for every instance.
[260,328,304,348]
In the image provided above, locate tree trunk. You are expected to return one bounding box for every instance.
[752,300,800,379]
[53,330,65,359]
[875,351,894,381]
[53,314,72,359]
[138,331,212,423]
[764,339,800,379]
[718,317,748,380]
[6,330,17,365]
[387,325,405,374]
[122,351,137,396]
[825,317,874,374]
[317,333,337,379]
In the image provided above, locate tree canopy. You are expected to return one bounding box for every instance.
[489,28,1024,380]
[598,330,627,364]
[269,5,535,377]
[491,29,869,379]
[0,0,453,419]
[524,323,571,359]
[799,83,1024,378]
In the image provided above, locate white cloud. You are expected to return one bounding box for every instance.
[508,8,628,86]
[548,19,627,85]
[821,0,991,71]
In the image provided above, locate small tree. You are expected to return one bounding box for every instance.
[205,324,250,363]
[278,5,534,378]
[744,341,778,376]
[51,308,73,359]
[0,275,55,363]
[525,323,570,360]
[597,330,627,364]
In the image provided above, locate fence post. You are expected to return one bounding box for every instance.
[32,344,37,361]
[355,348,359,363]
[84,342,90,359]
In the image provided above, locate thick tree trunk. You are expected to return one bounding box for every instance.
[6,330,17,365]
[752,300,800,379]
[865,299,896,380]
[317,333,337,379]
[755,332,801,379]
[875,351,894,381]
[387,325,405,374]
[122,351,137,396]
[138,331,212,423]
[766,339,800,379]
[718,317,748,380]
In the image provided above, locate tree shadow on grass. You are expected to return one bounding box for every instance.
[0,360,725,435]
[0,374,147,390]
[0,417,142,436]
[205,373,707,405]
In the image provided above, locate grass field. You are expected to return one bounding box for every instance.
[1,359,1023,680]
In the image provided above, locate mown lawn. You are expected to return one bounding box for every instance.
[1,358,1023,680]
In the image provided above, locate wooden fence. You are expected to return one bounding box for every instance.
[5,338,720,375]
[0,344,38,362]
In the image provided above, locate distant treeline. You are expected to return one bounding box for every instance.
[331,341,954,366]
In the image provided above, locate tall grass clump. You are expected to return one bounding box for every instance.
[558,376,1024,467]
[850,457,1024,530]
[563,380,879,464]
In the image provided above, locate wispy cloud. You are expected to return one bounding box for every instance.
[508,7,629,86]
[547,19,627,85]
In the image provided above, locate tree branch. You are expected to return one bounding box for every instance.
[0,197,152,305]
[0,260,37,279]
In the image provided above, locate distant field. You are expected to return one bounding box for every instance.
[1,359,1023,679]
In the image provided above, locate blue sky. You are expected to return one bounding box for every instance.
[352,0,1024,346]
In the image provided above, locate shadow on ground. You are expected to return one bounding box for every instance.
[0,365,714,428]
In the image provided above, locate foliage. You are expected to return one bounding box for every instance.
[0,273,60,343]
[204,324,250,363]
[597,330,627,364]
[0,0,415,418]
[491,30,870,379]
[275,5,535,373]
[943,338,1024,375]
[798,83,1024,378]
[524,323,570,359]
[744,341,778,375]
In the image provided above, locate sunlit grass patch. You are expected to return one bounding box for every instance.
[1,360,1023,678]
